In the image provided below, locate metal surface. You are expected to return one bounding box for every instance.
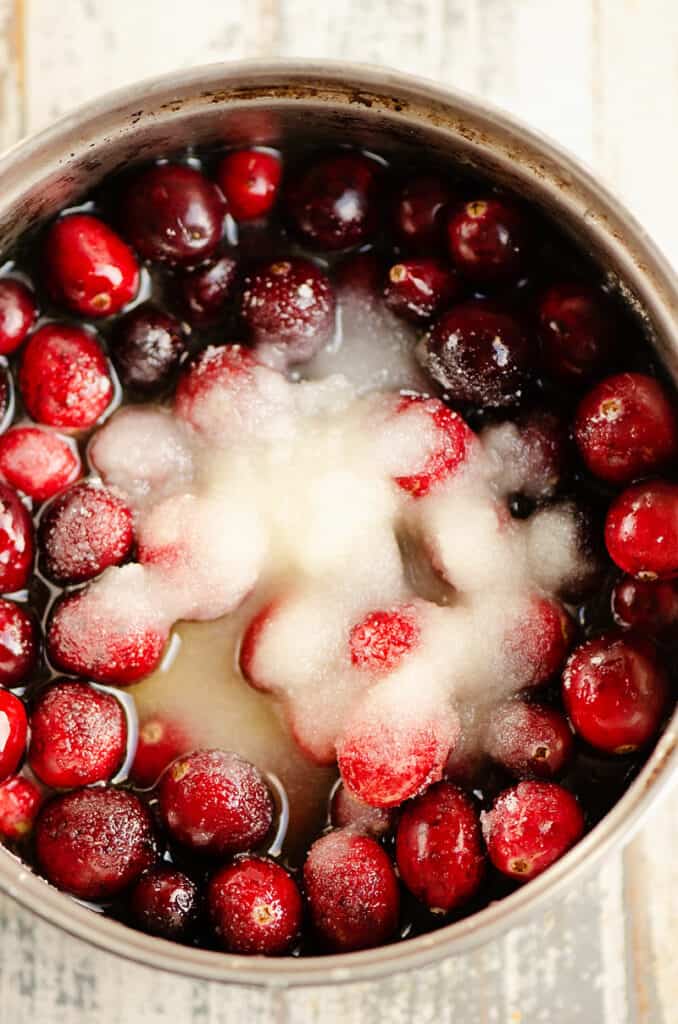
[0,59,676,988]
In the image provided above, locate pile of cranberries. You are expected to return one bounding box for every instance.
[0,140,673,959]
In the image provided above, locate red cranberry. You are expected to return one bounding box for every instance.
[391,396,476,498]
[303,831,399,952]
[35,787,156,901]
[538,283,613,380]
[0,599,37,687]
[157,748,273,857]
[28,680,127,788]
[515,409,568,499]
[130,866,199,941]
[130,714,191,788]
[393,175,453,249]
[118,163,224,266]
[0,278,37,354]
[286,153,380,251]
[395,782,485,912]
[208,857,302,955]
[563,633,668,754]
[216,149,281,221]
[605,479,678,580]
[447,199,532,285]
[0,775,42,841]
[485,702,574,779]
[19,323,113,429]
[112,304,186,393]
[39,482,134,585]
[349,606,420,674]
[0,426,80,501]
[0,690,27,781]
[0,483,34,593]
[239,599,281,693]
[611,576,678,635]
[0,366,10,425]
[177,255,238,326]
[507,596,576,689]
[424,304,532,407]
[329,783,393,837]
[44,213,139,317]
[240,259,335,366]
[383,259,462,323]
[482,781,584,881]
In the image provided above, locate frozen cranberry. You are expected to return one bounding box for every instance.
[303,831,399,952]
[506,596,576,689]
[44,213,139,317]
[605,479,678,580]
[482,781,584,881]
[39,482,133,585]
[112,305,186,393]
[35,787,156,901]
[130,866,199,941]
[329,783,393,837]
[19,324,113,429]
[349,606,420,674]
[130,714,191,788]
[448,199,532,285]
[0,426,80,502]
[563,633,668,754]
[424,304,532,407]
[216,149,281,221]
[286,153,380,251]
[611,576,678,635]
[208,857,302,955]
[0,599,37,687]
[177,255,238,326]
[391,396,476,497]
[396,782,485,912]
[0,690,27,781]
[0,775,42,841]
[0,278,37,354]
[538,283,613,380]
[0,483,34,593]
[516,409,568,499]
[157,748,273,857]
[393,175,453,249]
[239,600,279,693]
[119,163,224,266]
[383,259,461,323]
[28,680,127,788]
[485,702,574,779]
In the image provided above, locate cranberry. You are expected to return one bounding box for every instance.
[0,483,34,593]
[303,831,399,952]
[611,576,678,635]
[39,482,134,585]
[130,714,191,788]
[35,787,156,901]
[44,213,139,318]
[485,702,574,779]
[424,304,532,407]
[0,366,10,425]
[329,783,393,837]
[19,324,113,430]
[335,250,383,295]
[605,479,678,580]
[393,175,453,249]
[0,426,80,502]
[0,690,27,781]
[0,599,37,687]
[506,596,576,689]
[118,163,224,266]
[383,259,461,323]
[286,153,380,251]
[538,283,613,380]
[239,599,279,693]
[28,680,127,788]
[157,748,273,857]
[208,857,302,955]
[0,775,42,841]
[447,199,532,285]
[0,278,37,354]
[391,396,476,498]
[112,305,186,393]
[482,781,584,881]
[216,149,281,221]
[395,782,485,912]
[240,259,335,366]
[563,632,668,754]
[177,255,238,326]
[515,409,568,499]
[349,606,420,674]
[130,866,199,941]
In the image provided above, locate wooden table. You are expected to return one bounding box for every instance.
[0,2,676,1021]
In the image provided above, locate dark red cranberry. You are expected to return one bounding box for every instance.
[391,395,476,497]
[0,483,34,593]
[177,255,238,326]
[506,596,576,689]
[393,175,453,249]
[395,782,485,912]
[0,775,42,841]
[118,163,224,266]
[130,866,199,941]
[0,278,37,354]
[0,690,27,781]
[383,259,462,323]
[0,426,81,501]
[424,304,532,407]
[112,304,186,392]
[35,787,156,900]
[349,606,420,674]
[19,324,113,429]
[447,199,532,285]
[28,680,127,788]
[130,714,191,788]
[538,283,613,380]
[485,702,574,779]
[515,409,568,499]
[0,599,37,687]
[563,632,668,754]
[157,748,273,857]
[208,857,302,955]
[329,783,393,837]
[0,366,10,425]
[605,479,678,580]
[39,482,133,585]
[216,149,281,221]
[611,576,678,635]
[44,213,139,317]
[303,831,399,952]
[335,250,383,296]
[286,153,380,251]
